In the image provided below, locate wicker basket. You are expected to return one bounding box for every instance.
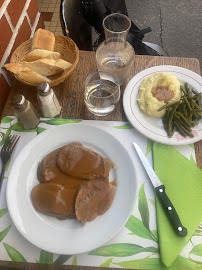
[10,35,79,86]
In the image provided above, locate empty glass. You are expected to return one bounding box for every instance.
[84,71,120,116]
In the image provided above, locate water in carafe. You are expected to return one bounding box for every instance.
[96,13,135,86]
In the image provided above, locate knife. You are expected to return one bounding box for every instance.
[133,142,187,237]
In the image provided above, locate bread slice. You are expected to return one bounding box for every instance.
[5,63,50,84]
[54,59,73,71]
[22,59,64,76]
[24,49,61,62]
[22,58,72,76]
[31,28,55,51]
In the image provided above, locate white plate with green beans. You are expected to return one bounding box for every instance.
[123,65,202,145]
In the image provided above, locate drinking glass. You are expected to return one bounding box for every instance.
[84,71,120,116]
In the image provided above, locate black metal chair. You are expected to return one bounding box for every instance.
[60,0,168,56]
[60,0,129,51]
[60,0,93,50]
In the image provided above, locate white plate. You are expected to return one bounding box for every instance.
[123,65,202,145]
[7,124,137,255]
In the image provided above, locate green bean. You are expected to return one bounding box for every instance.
[193,109,202,113]
[174,115,192,131]
[180,85,187,95]
[196,98,200,106]
[190,99,197,109]
[193,102,202,110]
[191,93,202,100]
[182,96,192,111]
[188,111,193,121]
[158,100,181,112]
[184,82,189,92]
[168,102,180,136]
[158,103,170,112]
[193,112,202,118]
[174,118,194,137]
[190,120,199,127]
[198,92,202,99]
[191,88,198,95]
[183,106,188,118]
[177,103,185,114]
[160,82,201,138]
[162,117,167,131]
[187,88,192,97]
[162,110,169,131]
[195,94,202,106]
[176,112,192,127]
[174,120,188,137]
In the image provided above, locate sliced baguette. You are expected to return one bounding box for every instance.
[22,58,72,76]
[24,49,61,62]
[5,63,50,84]
[54,59,73,71]
[22,59,64,76]
[31,28,55,51]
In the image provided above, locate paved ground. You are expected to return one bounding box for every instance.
[126,0,202,71]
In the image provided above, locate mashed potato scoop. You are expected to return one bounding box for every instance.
[137,73,181,118]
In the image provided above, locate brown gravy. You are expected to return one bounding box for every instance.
[151,86,174,102]
[31,143,115,223]
[57,143,113,180]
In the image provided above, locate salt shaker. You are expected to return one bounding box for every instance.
[37,83,61,118]
[13,94,40,129]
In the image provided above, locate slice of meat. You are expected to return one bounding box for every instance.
[75,179,115,224]
[57,143,114,180]
[37,148,62,182]
[31,183,77,219]
[37,142,82,182]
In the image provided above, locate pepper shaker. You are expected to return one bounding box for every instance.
[37,83,61,118]
[13,94,40,129]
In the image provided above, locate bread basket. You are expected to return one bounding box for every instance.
[10,35,79,86]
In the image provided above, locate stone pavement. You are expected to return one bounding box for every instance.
[126,0,202,71]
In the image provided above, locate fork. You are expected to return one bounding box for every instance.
[0,135,20,190]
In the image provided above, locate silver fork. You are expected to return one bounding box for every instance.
[0,135,20,190]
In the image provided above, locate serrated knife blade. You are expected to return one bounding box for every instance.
[133,142,187,237]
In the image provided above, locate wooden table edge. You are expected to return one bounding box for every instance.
[0,54,201,270]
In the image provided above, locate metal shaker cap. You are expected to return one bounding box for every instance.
[37,83,51,96]
[13,94,26,108]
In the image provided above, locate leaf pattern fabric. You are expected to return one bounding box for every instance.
[0,117,202,269]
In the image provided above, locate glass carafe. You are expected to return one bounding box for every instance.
[96,13,135,86]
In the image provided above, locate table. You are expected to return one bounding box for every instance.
[0,52,201,270]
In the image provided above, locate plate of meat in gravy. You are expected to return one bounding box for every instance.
[7,124,137,255]
[123,65,202,145]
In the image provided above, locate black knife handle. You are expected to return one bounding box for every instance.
[155,185,187,237]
